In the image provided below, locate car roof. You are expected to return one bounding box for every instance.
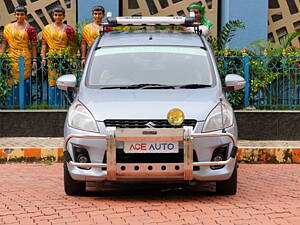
[98,31,205,48]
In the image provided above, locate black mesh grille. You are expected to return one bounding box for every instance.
[104,149,198,164]
[116,148,184,163]
[104,119,197,128]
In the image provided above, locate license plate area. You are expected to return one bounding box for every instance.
[124,141,179,153]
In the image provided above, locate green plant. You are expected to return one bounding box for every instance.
[248,48,300,108]
[216,49,246,109]
[249,31,300,55]
[74,19,92,51]
[113,25,141,31]
[47,47,79,76]
[0,53,13,105]
[42,156,55,165]
[205,20,247,108]
[207,20,245,53]
[25,103,67,109]
[213,26,299,109]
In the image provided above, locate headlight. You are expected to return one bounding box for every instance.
[68,102,99,132]
[202,101,233,133]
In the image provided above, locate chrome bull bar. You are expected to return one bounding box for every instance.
[65,126,237,181]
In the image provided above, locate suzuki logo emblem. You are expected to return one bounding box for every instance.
[145,121,156,128]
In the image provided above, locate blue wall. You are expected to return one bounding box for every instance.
[221,0,268,49]
[77,0,119,22]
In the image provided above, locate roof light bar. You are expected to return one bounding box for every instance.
[107,16,195,26]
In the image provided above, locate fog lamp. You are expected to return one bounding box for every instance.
[213,155,223,162]
[77,154,89,163]
[167,108,184,126]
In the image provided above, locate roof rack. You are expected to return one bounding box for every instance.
[101,12,203,36]
[106,12,197,26]
[107,16,195,26]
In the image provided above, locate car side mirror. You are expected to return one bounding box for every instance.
[56,74,76,91]
[224,74,245,91]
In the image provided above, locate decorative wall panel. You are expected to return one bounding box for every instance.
[269,0,300,46]
[0,0,76,35]
[122,0,218,36]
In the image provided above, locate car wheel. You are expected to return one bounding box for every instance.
[64,162,86,196]
[216,163,237,195]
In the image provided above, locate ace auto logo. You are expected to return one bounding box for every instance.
[128,143,176,151]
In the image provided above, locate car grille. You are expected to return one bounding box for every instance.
[116,148,184,163]
[102,150,198,164]
[104,119,197,128]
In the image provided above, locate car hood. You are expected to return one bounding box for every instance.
[78,88,222,121]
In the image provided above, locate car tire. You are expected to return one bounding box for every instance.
[64,162,86,196]
[216,163,237,195]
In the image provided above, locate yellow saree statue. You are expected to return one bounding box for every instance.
[0,6,37,105]
[81,5,113,67]
[0,6,37,83]
[41,6,75,105]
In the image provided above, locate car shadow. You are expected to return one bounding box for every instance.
[83,181,218,200]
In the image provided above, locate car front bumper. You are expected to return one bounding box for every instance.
[65,126,237,182]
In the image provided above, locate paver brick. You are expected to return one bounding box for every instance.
[24,206,40,213]
[57,210,74,218]
[106,212,132,218]
[183,215,199,224]
[15,212,43,219]
[0,210,25,217]
[130,208,145,215]
[267,212,293,219]
[1,215,17,224]
[155,220,186,225]
[163,213,180,220]
[272,218,292,225]
[109,217,127,224]
[33,214,61,222]
[17,218,35,224]
[40,208,57,216]
[286,216,300,224]
[51,217,78,224]
[92,215,109,223]
[112,206,129,213]
[40,220,55,225]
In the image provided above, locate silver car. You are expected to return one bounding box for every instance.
[57,16,245,196]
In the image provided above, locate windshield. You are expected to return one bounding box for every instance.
[86,46,214,87]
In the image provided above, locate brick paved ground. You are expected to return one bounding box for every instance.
[0,163,299,225]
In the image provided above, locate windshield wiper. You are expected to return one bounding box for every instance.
[178,84,211,89]
[100,84,175,89]
[99,86,125,89]
[126,83,175,89]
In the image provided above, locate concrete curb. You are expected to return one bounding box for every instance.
[1,147,300,163]
[238,147,300,163]
[0,147,64,163]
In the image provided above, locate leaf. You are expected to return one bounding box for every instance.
[218,20,245,49]
[249,40,272,53]
[279,31,300,49]
[207,20,245,52]
[271,31,300,55]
